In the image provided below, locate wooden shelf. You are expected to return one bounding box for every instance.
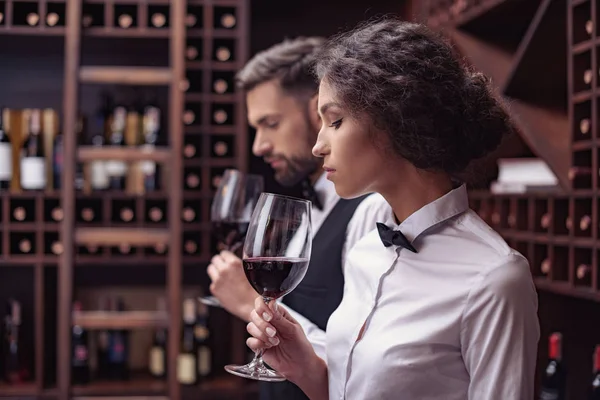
[78,146,171,163]
[534,278,600,302]
[185,93,237,103]
[75,228,170,246]
[186,61,240,71]
[73,311,169,329]
[0,382,38,396]
[72,376,166,396]
[79,66,172,86]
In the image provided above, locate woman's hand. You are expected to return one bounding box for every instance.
[247,297,324,386]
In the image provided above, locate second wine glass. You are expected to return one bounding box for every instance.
[200,169,264,308]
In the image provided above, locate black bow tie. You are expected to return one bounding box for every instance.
[300,179,323,210]
[376,222,418,253]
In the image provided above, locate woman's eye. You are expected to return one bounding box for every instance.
[330,118,343,129]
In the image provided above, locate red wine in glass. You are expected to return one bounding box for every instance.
[213,220,250,253]
[225,192,312,382]
[243,257,310,299]
[201,169,264,308]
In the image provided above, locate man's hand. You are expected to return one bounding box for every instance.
[207,251,257,322]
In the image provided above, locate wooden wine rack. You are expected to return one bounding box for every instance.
[413,0,600,397]
[0,0,251,399]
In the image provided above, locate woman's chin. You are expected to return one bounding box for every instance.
[333,183,367,200]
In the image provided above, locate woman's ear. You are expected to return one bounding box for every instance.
[308,94,321,133]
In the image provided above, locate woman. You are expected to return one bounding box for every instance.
[245,18,540,400]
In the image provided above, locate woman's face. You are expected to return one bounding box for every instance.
[312,79,391,199]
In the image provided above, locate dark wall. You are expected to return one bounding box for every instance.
[246,0,408,196]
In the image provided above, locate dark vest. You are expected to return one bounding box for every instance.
[260,194,370,400]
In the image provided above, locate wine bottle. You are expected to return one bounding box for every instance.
[151,12,166,28]
[539,332,566,400]
[21,109,46,191]
[71,301,91,385]
[46,12,59,26]
[215,46,231,62]
[576,264,591,280]
[106,104,127,190]
[0,107,12,190]
[74,115,86,191]
[540,258,551,275]
[86,93,112,192]
[194,301,211,379]
[219,13,236,29]
[9,109,26,191]
[590,345,600,400]
[580,118,590,135]
[186,45,199,60]
[42,108,59,191]
[141,98,160,192]
[213,78,229,94]
[586,20,594,36]
[96,297,111,380]
[580,215,592,231]
[3,299,23,384]
[584,69,593,85]
[182,206,195,222]
[177,299,197,385]
[149,297,167,379]
[107,297,129,380]
[124,101,142,194]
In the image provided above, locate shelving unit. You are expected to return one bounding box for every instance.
[412,0,600,397]
[0,0,251,399]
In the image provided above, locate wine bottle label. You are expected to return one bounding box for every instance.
[0,143,12,180]
[149,347,165,376]
[73,344,89,366]
[177,353,197,384]
[108,333,126,363]
[105,160,127,177]
[539,389,559,400]
[140,144,157,175]
[197,346,211,377]
[91,161,109,189]
[21,157,46,189]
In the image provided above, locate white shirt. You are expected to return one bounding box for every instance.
[282,173,392,361]
[327,185,540,400]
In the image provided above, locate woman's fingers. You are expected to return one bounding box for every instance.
[249,310,279,344]
[254,296,274,322]
[246,315,279,346]
[246,337,265,353]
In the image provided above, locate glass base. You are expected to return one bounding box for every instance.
[198,295,222,308]
[225,357,286,382]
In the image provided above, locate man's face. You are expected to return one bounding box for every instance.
[247,79,321,186]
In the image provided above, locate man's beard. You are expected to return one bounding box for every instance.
[274,155,321,187]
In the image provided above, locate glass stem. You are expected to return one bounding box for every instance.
[251,297,272,371]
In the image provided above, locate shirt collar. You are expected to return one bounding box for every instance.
[383,184,469,244]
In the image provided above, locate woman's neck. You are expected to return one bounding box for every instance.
[379,163,454,224]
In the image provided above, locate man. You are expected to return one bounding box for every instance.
[207,36,390,400]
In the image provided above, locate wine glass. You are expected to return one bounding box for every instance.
[200,169,264,308]
[225,192,312,382]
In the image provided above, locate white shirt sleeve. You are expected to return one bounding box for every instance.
[281,194,392,362]
[461,253,540,400]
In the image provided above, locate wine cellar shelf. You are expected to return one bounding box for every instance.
[0,0,250,398]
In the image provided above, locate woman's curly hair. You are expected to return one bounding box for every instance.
[313,18,515,176]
